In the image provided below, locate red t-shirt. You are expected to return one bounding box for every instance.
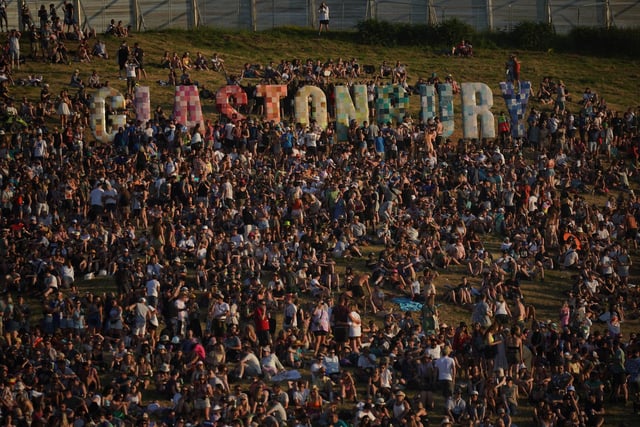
[254,306,270,332]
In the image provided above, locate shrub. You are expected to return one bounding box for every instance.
[355,18,640,57]
[509,22,556,50]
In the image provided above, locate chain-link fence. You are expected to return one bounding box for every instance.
[8,0,640,35]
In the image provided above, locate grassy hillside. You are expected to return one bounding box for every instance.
[13,26,640,137]
[12,27,640,427]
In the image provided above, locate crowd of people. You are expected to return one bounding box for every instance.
[1,10,640,427]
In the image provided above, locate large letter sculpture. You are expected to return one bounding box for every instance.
[499,81,531,138]
[335,85,368,141]
[256,85,288,123]
[294,86,328,130]
[173,85,204,130]
[375,85,410,126]
[134,86,151,124]
[216,85,248,121]
[419,84,454,138]
[90,87,127,143]
[461,83,495,139]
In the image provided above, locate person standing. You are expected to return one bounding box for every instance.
[311,299,330,357]
[331,295,350,357]
[555,80,567,114]
[133,42,147,80]
[282,293,298,330]
[209,293,230,338]
[318,2,329,35]
[254,300,271,347]
[117,41,129,79]
[63,0,75,33]
[145,273,160,308]
[347,302,362,354]
[125,58,138,96]
[8,29,21,70]
[434,346,456,399]
[0,0,7,32]
[128,297,151,338]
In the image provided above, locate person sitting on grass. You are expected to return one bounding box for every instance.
[193,52,208,71]
[211,52,225,72]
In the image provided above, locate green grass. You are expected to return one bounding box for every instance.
[12,26,640,427]
[14,26,640,127]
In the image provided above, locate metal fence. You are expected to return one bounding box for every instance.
[8,0,640,35]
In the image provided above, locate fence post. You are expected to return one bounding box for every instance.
[17,1,21,32]
[427,0,437,25]
[602,0,612,28]
[545,0,552,25]
[74,0,83,30]
[192,0,199,29]
[251,0,257,31]
[131,0,138,30]
[486,0,493,30]
[310,0,316,29]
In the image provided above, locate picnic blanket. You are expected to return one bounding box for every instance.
[392,297,423,312]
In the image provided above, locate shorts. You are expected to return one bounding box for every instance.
[91,205,104,215]
[320,19,329,25]
[351,286,364,299]
[313,330,328,337]
[440,379,454,397]
[257,329,270,346]
[333,325,348,343]
[194,398,210,410]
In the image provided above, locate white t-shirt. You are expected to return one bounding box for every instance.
[434,355,455,381]
[305,132,317,148]
[191,131,202,146]
[175,299,188,321]
[224,123,235,140]
[348,311,361,338]
[33,139,47,157]
[126,63,137,78]
[89,187,104,207]
[319,5,329,21]
[103,187,118,205]
[145,278,160,297]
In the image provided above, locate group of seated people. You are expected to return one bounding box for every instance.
[160,51,225,73]
[228,58,413,86]
[537,76,579,105]
[452,39,474,57]
[105,19,130,37]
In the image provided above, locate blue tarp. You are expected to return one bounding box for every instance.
[392,297,423,312]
